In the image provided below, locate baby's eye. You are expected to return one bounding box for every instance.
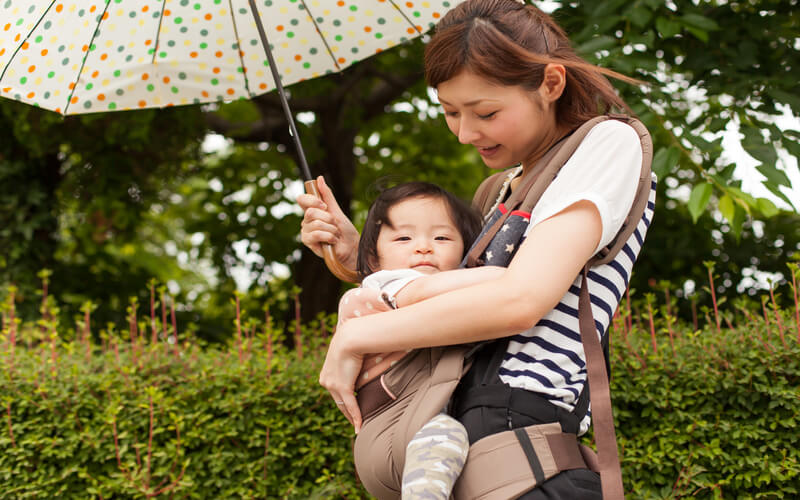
[434,236,452,241]
[395,236,411,241]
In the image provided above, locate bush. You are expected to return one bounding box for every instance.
[1,281,799,498]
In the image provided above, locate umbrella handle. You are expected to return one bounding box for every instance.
[304,180,361,283]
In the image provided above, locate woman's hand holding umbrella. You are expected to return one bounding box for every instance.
[298,176,360,273]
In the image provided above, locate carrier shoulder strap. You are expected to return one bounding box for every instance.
[472,170,512,217]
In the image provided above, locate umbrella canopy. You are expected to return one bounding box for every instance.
[0,0,457,115]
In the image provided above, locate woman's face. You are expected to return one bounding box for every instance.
[436,70,558,170]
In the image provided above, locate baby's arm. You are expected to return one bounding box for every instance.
[394,266,505,308]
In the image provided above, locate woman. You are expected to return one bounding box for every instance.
[298,0,655,497]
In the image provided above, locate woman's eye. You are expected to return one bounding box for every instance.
[444,111,459,118]
[478,111,497,119]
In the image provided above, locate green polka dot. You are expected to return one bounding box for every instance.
[44,21,52,29]
[375,33,383,39]
[27,4,34,12]
[335,35,342,41]
[117,45,124,52]
[303,62,310,69]
[309,47,318,55]
[125,55,133,62]
[86,83,93,90]
[90,44,96,51]
[83,101,92,109]
[61,58,69,65]
[171,86,179,93]
[316,17,323,23]
[129,11,136,18]
[47,71,54,78]
[109,102,117,109]
[35,35,43,43]
[152,11,160,19]
[180,26,188,33]
[159,51,166,58]
[78,9,85,17]
[58,45,65,52]
[147,84,155,91]
[148,48,155,55]
[200,29,208,36]
[167,40,176,47]
[250,39,258,46]
[174,17,183,24]
[351,47,358,54]
[287,32,294,38]
[264,0,272,6]
[19,76,27,84]
[178,72,187,80]
[211,78,219,85]
[200,42,208,49]
[116,89,124,96]
[413,11,421,17]
[291,19,299,26]
[239,8,247,14]
[16,18,23,26]
[44,91,51,98]
[377,17,386,25]
[193,3,201,9]
[114,69,121,77]
[180,0,188,5]
[349,5,357,11]
[333,20,341,27]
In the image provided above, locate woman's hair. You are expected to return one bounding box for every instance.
[424,0,638,129]
[356,182,483,278]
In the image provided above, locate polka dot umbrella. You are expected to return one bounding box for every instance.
[0,0,463,281]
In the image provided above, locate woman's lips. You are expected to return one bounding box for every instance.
[478,144,500,158]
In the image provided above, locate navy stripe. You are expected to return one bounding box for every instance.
[647,201,655,210]
[651,180,657,190]
[554,302,604,334]
[510,332,586,368]
[641,214,652,229]
[506,351,588,387]
[534,319,581,344]
[607,259,630,287]
[497,367,581,401]
[633,227,644,246]
[587,270,622,302]
[567,284,614,326]
[621,243,636,263]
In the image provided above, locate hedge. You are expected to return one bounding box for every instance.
[1,290,799,498]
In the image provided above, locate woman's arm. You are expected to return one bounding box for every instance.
[322,200,602,431]
[393,266,506,308]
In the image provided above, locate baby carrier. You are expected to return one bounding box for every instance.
[353,114,655,500]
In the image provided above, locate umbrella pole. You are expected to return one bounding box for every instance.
[248,0,359,283]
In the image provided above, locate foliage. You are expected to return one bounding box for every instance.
[2,264,800,498]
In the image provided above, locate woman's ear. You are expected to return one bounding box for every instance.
[540,63,566,102]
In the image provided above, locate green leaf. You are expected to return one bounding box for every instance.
[652,146,680,179]
[718,193,735,224]
[627,5,653,28]
[681,13,720,31]
[756,197,779,218]
[655,17,681,38]
[576,35,618,56]
[685,26,709,43]
[688,182,713,222]
[741,125,778,166]
[756,164,792,188]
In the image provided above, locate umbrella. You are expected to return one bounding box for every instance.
[0,0,462,281]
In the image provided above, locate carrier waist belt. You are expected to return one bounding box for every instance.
[356,373,395,421]
[452,384,581,435]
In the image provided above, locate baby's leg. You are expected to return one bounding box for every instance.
[401,413,469,499]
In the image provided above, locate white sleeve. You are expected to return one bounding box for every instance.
[524,120,642,254]
[361,269,426,299]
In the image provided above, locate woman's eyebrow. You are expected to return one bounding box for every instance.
[438,97,499,107]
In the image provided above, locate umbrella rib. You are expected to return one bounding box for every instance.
[150,0,168,65]
[0,0,57,84]
[227,0,253,96]
[385,0,425,36]
[298,0,341,72]
[63,0,112,114]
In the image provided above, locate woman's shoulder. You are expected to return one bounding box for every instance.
[581,118,642,149]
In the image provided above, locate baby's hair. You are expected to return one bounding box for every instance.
[356,182,483,278]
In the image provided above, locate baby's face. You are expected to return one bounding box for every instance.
[375,196,464,274]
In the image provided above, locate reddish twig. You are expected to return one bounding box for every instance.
[6,403,16,448]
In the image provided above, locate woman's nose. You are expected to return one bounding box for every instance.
[457,119,479,144]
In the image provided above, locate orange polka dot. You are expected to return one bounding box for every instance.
[14,34,20,42]
[102,12,108,20]
[1,87,10,93]
[364,26,372,32]
[406,1,414,6]
[407,27,415,35]
[201,90,209,97]
[138,100,147,108]
[163,9,171,16]
[98,94,106,101]
[166,103,174,107]
[3,23,10,31]
[190,51,198,58]
[82,44,89,52]
[55,4,63,13]
[28,65,35,73]
[27,92,35,99]
[41,49,48,56]
[212,67,220,74]
[100,53,108,60]
[68,82,75,90]
[91,70,99,78]
[0,49,5,56]
[433,12,440,18]
[55,107,62,113]
[276,25,284,31]
[337,0,344,5]
[226,88,235,95]
[337,57,345,64]
[142,73,149,80]
[89,5,96,12]
[21,41,28,49]
[259,83,267,89]
[294,54,301,61]
[375,48,383,54]
[145,39,152,46]
[162,76,170,84]
[142,5,149,12]
[205,13,212,20]
[71,96,78,104]
[215,51,222,58]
